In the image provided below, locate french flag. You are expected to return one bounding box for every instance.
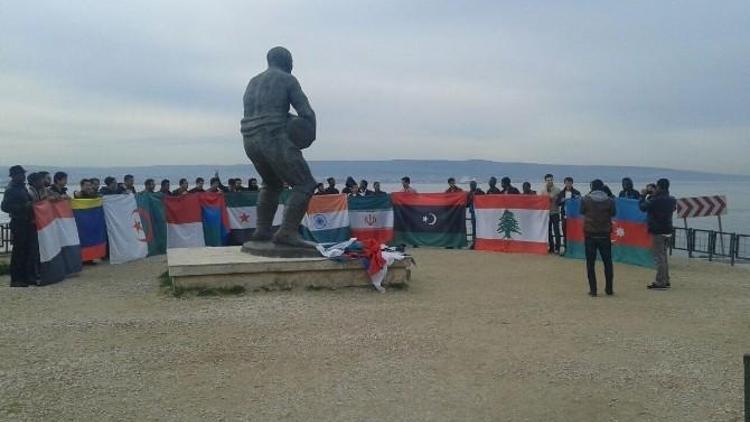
[34,200,83,285]
[164,194,205,249]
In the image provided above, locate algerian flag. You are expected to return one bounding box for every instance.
[103,194,149,264]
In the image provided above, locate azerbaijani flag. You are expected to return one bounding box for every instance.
[348,195,394,244]
[71,197,107,261]
[392,192,468,248]
[473,195,549,254]
[565,197,653,267]
[198,192,230,247]
[136,192,167,256]
[226,191,258,245]
[164,194,205,248]
[34,200,82,285]
[102,194,149,264]
[301,194,351,244]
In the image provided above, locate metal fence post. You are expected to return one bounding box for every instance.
[687,228,694,258]
[731,234,736,266]
[745,353,749,422]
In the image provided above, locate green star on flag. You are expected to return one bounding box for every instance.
[497,210,522,239]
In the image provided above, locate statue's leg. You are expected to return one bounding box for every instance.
[270,140,318,248]
[244,136,282,241]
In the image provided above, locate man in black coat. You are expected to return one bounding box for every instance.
[1,165,37,287]
[639,178,677,289]
[580,179,617,296]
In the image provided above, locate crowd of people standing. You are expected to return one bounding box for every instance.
[3,165,676,295]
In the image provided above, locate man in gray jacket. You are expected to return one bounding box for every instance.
[580,179,617,296]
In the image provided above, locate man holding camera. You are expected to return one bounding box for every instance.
[639,179,677,289]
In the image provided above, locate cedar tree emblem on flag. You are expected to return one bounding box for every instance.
[497,210,522,239]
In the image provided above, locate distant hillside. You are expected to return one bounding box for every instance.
[2,160,749,185]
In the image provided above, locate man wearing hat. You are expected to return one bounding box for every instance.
[1,165,36,287]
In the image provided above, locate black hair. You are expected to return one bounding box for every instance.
[227,178,236,185]
[53,171,67,182]
[401,176,411,183]
[656,178,670,191]
[195,177,204,183]
[544,174,553,180]
[501,177,511,185]
[590,179,605,191]
[210,177,220,185]
[90,177,100,183]
[160,179,170,187]
[144,178,155,185]
[124,174,134,181]
[249,177,257,183]
[564,176,574,183]
[326,177,335,184]
[179,178,188,185]
[622,177,633,184]
[104,176,116,185]
[80,178,90,186]
[360,179,368,187]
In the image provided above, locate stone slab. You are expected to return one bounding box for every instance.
[167,247,411,291]
[241,240,321,258]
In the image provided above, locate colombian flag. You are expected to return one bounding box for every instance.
[71,197,107,261]
[565,198,653,267]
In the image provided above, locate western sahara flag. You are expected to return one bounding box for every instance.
[225,191,290,245]
[136,192,167,256]
[474,195,550,254]
[102,194,149,264]
[71,197,107,261]
[565,198,654,267]
[34,200,82,285]
[392,192,467,248]
[301,194,351,244]
[348,195,394,244]
[165,194,205,248]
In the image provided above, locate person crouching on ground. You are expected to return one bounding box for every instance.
[580,179,616,296]
[639,178,676,290]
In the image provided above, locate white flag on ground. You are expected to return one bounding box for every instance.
[103,194,149,264]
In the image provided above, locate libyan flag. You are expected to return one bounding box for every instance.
[392,192,467,248]
[565,197,654,267]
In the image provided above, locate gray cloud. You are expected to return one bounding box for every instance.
[1,0,748,173]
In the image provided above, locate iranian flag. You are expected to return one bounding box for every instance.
[164,194,205,248]
[473,195,549,254]
[348,195,394,244]
[103,194,149,264]
[34,200,82,285]
[392,192,467,248]
[301,194,351,244]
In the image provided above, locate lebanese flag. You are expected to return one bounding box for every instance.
[164,194,205,248]
[473,195,549,254]
[34,200,82,285]
[102,194,149,264]
[348,195,394,244]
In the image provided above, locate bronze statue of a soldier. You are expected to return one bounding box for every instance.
[241,46,317,249]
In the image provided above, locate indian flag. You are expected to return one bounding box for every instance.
[474,195,550,254]
[301,194,351,244]
[348,195,394,244]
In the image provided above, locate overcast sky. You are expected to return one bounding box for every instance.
[1,1,748,174]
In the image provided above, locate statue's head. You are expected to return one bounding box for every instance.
[267,46,293,73]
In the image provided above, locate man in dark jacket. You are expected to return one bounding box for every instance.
[639,178,676,289]
[499,177,520,194]
[1,165,36,287]
[324,177,339,194]
[486,177,501,194]
[618,177,641,199]
[580,179,617,296]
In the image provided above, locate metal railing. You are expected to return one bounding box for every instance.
[0,222,10,254]
[671,227,749,266]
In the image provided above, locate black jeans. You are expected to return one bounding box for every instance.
[548,213,561,252]
[9,220,36,285]
[585,235,613,294]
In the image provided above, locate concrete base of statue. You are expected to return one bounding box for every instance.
[166,247,411,291]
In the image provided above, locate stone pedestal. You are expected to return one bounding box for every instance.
[167,247,411,291]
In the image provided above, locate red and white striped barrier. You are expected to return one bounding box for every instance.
[676,195,727,218]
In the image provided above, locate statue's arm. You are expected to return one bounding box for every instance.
[288,77,316,130]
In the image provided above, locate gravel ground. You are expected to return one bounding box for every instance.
[0,249,748,421]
